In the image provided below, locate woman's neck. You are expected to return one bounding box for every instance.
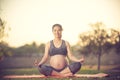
[54,38,61,42]
[53,38,62,48]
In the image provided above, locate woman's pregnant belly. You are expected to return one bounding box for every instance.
[50,55,67,70]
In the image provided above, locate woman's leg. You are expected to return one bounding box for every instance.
[38,62,81,76]
[60,62,81,75]
[38,65,66,77]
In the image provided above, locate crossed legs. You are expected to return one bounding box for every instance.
[39,62,81,77]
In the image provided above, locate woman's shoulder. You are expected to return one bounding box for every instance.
[45,41,51,47]
[46,40,53,44]
[63,40,70,46]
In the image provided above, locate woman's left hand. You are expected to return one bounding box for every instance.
[79,56,84,63]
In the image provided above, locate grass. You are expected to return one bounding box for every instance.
[0,67,120,80]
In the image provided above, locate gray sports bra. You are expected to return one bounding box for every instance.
[49,40,67,56]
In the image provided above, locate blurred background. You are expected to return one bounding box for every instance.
[0,0,120,78]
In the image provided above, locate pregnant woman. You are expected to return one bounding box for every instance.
[35,24,84,77]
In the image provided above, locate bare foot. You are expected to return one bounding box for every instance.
[64,73,73,77]
[53,73,73,77]
[51,71,68,77]
[51,70,73,77]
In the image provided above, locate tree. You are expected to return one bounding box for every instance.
[109,29,120,54]
[0,18,12,60]
[0,1,12,60]
[39,43,45,53]
[78,22,120,70]
[11,42,45,57]
[0,18,6,60]
[0,18,6,41]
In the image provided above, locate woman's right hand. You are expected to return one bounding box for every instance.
[34,59,42,68]
[34,59,39,66]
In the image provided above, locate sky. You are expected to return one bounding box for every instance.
[1,0,120,47]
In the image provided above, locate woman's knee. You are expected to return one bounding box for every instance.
[68,62,81,74]
[38,65,53,76]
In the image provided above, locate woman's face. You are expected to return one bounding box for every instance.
[52,26,62,38]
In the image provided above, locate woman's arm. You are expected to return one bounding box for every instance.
[38,42,50,66]
[66,41,84,63]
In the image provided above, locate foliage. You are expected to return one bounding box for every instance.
[0,18,6,42]
[77,22,120,70]
[12,42,45,57]
[0,42,13,60]
[78,22,120,55]
[0,18,11,60]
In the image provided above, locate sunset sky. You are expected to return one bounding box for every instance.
[1,0,120,47]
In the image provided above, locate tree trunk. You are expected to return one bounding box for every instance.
[98,46,101,71]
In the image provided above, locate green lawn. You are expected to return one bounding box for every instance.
[0,68,120,80]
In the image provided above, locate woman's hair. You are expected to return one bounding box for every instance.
[52,24,63,31]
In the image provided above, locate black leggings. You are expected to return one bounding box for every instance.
[38,62,81,76]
